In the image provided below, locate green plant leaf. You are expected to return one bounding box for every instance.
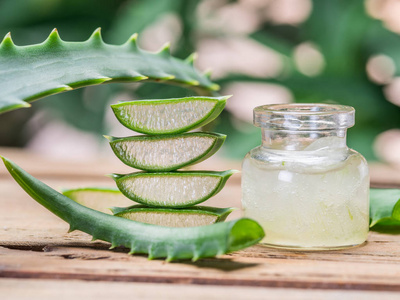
[370,188,400,230]
[113,205,234,227]
[64,187,234,225]
[0,28,219,114]
[63,187,132,214]
[106,132,226,171]
[1,156,264,261]
[111,170,238,208]
[111,96,228,135]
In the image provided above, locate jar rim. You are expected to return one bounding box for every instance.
[254,103,355,130]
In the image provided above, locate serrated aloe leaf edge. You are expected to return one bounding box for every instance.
[0,28,219,114]
[110,96,229,135]
[106,132,226,171]
[1,157,264,261]
[112,170,238,208]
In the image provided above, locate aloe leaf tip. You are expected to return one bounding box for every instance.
[103,135,113,141]
[221,94,232,101]
[105,173,123,181]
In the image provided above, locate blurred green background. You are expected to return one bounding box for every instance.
[1,0,400,164]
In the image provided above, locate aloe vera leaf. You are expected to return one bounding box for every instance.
[62,187,132,214]
[111,170,238,208]
[105,132,226,172]
[110,96,229,134]
[370,188,400,229]
[112,205,235,227]
[65,187,234,223]
[0,29,219,114]
[1,157,264,261]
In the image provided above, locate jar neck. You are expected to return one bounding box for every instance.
[261,128,348,151]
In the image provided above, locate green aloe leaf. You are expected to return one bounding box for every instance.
[64,187,234,225]
[105,132,226,171]
[0,28,219,114]
[112,205,234,227]
[1,157,264,261]
[63,187,132,214]
[370,188,400,232]
[111,170,238,208]
[111,96,229,135]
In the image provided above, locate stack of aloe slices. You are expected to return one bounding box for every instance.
[65,95,238,227]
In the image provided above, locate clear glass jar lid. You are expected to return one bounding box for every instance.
[254,103,355,130]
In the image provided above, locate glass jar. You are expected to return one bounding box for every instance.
[241,103,369,250]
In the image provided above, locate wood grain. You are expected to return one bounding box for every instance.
[1,147,400,298]
[2,279,400,300]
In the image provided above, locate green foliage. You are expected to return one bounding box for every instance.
[0,0,204,146]
[3,0,399,161]
[111,96,228,135]
[112,205,234,225]
[0,28,217,114]
[112,170,237,208]
[1,156,264,261]
[370,188,400,233]
[107,132,226,171]
[216,0,400,160]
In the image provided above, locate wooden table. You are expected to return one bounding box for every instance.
[1,147,400,299]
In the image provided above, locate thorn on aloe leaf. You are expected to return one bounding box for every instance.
[157,42,171,57]
[210,83,220,91]
[124,33,139,51]
[182,79,200,86]
[0,32,16,52]
[203,69,212,79]
[185,52,198,66]
[166,249,177,262]
[88,27,104,46]
[128,243,136,255]
[217,248,225,256]
[97,77,113,83]
[109,242,118,249]
[159,74,176,81]
[59,85,73,91]
[131,75,149,81]
[192,253,200,262]
[121,71,148,81]
[44,28,63,47]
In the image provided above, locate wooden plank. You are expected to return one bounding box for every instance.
[1,244,400,291]
[2,279,400,300]
[2,147,400,294]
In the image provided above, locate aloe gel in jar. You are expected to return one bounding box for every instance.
[241,104,369,250]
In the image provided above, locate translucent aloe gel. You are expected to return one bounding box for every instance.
[241,104,369,250]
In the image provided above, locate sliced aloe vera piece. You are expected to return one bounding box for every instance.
[63,187,133,214]
[105,132,226,171]
[111,96,230,135]
[111,170,237,208]
[111,205,234,227]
